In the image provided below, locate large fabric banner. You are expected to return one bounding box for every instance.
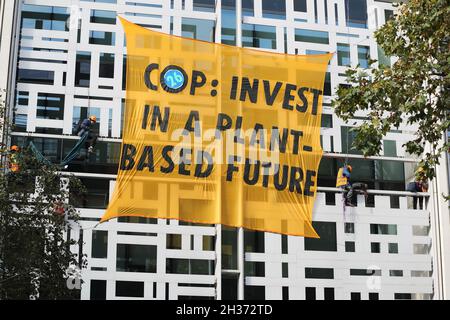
[101,17,332,237]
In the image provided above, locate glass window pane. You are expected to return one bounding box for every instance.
[294,0,307,12]
[337,43,351,66]
[115,281,144,297]
[90,9,117,24]
[37,93,64,120]
[116,244,157,273]
[262,0,285,19]
[304,221,337,251]
[244,230,265,253]
[358,45,370,68]
[92,230,108,258]
[345,0,367,28]
[243,24,277,49]
[182,18,215,42]
[295,29,329,44]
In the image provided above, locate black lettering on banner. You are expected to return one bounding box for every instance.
[137,146,155,172]
[230,76,239,100]
[274,164,289,191]
[144,63,159,91]
[296,87,309,113]
[282,83,296,110]
[263,80,282,106]
[149,105,170,132]
[290,129,303,155]
[239,77,259,103]
[311,88,322,115]
[184,110,201,137]
[244,159,260,185]
[142,105,150,129]
[270,127,289,153]
[250,123,265,148]
[120,144,136,170]
[190,70,206,95]
[289,166,304,193]
[194,150,214,178]
[226,155,241,181]
[160,145,175,173]
[261,162,271,187]
[304,170,316,196]
[215,113,232,138]
[179,148,191,176]
[234,116,244,144]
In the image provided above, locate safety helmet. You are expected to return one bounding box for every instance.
[89,115,97,123]
[10,145,19,152]
[347,164,352,172]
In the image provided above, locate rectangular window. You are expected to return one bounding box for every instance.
[166,234,182,249]
[244,261,265,277]
[89,31,115,45]
[242,0,254,17]
[282,287,289,300]
[294,0,307,12]
[244,230,265,253]
[166,259,215,275]
[345,223,355,233]
[324,288,334,300]
[115,281,144,298]
[385,10,394,22]
[369,292,379,300]
[37,93,64,120]
[116,244,157,273]
[389,243,399,254]
[182,18,215,42]
[371,242,380,253]
[390,270,403,277]
[305,287,316,300]
[351,269,382,277]
[295,29,329,44]
[117,216,157,224]
[370,224,397,235]
[21,4,69,31]
[245,285,265,300]
[282,263,288,278]
[90,280,107,300]
[90,9,117,24]
[345,241,355,252]
[261,0,285,19]
[395,293,412,300]
[222,226,237,270]
[99,53,115,78]
[281,235,288,254]
[345,0,367,28]
[337,43,351,66]
[92,230,108,258]
[321,114,333,128]
[358,45,370,68]
[243,24,277,49]
[75,51,91,87]
[304,222,337,252]
[203,235,215,251]
[305,267,334,279]
[18,69,54,85]
[193,0,216,12]
[351,292,361,300]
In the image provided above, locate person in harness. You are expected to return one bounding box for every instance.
[8,145,20,173]
[336,164,368,207]
[76,115,98,153]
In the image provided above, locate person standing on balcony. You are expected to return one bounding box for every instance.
[406,168,429,209]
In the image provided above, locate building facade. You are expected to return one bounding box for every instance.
[2,0,448,300]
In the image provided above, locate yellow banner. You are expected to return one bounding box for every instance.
[101,17,332,237]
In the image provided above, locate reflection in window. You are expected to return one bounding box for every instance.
[203,235,215,251]
[370,224,397,235]
[261,0,285,19]
[358,45,370,68]
[193,0,216,12]
[345,0,367,28]
[37,93,64,120]
[167,234,182,249]
[244,230,264,253]
[337,43,351,66]
[221,6,236,45]
[89,31,115,45]
[243,24,276,49]
[18,69,54,85]
[295,29,329,44]
[75,52,91,87]
[117,244,157,273]
[245,261,265,277]
[90,9,116,24]
[378,45,391,67]
[182,18,215,42]
[21,4,69,31]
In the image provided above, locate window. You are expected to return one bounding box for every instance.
[182,18,215,42]
[262,0,285,19]
[282,287,289,300]
[371,242,380,253]
[222,274,238,300]
[222,227,237,270]
[345,223,354,233]
[337,43,351,66]
[244,230,264,253]
[383,140,397,157]
[378,45,391,67]
[305,287,316,300]
[390,270,403,277]
[385,10,394,22]
[166,259,215,275]
[351,269,381,276]
[413,244,429,254]
[115,281,144,298]
[369,292,379,300]
[92,230,108,258]
[305,268,334,279]
[90,280,107,300]
[345,0,367,28]
[21,5,69,31]
[99,53,115,78]
[324,72,331,96]
[321,114,333,128]
[304,221,337,252]
[295,29,329,44]
[75,52,91,87]
[351,292,361,300]
[395,293,412,300]
[71,178,109,209]
[242,0,254,17]
[345,241,355,252]
[244,261,265,277]
[389,243,399,254]
[324,288,334,300]
[90,9,116,24]
[18,69,54,85]
[37,93,64,120]
[118,216,157,224]
[193,0,216,12]
[89,31,115,45]
[281,235,288,254]
[294,0,307,12]
[282,263,288,278]
[203,235,215,251]
[358,45,370,68]
[370,224,397,235]
[243,24,277,49]
[245,285,265,300]
[116,244,157,273]
[166,234,182,249]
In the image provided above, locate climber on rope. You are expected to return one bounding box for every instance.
[76,115,98,153]
[336,164,368,207]
[8,145,21,173]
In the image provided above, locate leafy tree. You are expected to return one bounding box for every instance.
[332,0,450,182]
[0,96,87,299]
